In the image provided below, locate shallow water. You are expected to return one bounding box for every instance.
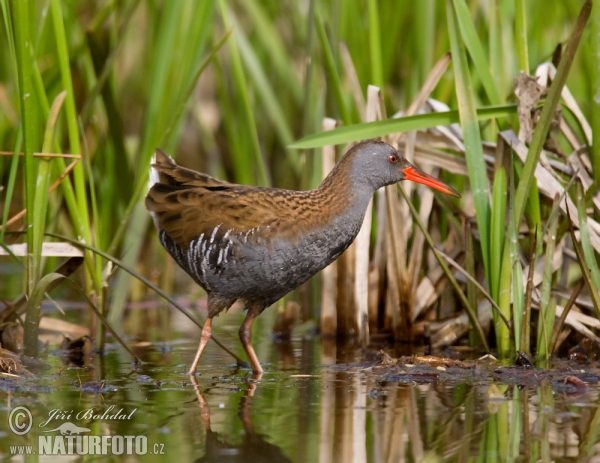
[1,308,600,462]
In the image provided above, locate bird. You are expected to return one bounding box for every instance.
[145,140,460,376]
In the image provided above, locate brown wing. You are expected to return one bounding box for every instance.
[146,150,281,249]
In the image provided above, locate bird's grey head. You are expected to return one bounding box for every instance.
[345,140,461,197]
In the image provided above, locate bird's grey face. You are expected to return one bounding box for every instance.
[351,141,461,197]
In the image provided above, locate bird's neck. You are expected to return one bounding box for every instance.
[312,156,375,230]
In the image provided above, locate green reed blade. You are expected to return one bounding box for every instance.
[51,0,102,296]
[494,167,512,356]
[31,91,67,285]
[367,0,383,90]
[514,0,529,72]
[415,0,436,88]
[536,196,559,360]
[291,104,517,149]
[447,0,492,289]
[488,0,504,100]
[315,11,352,126]
[12,0,41,296]
[453,0,502,106]
[490,167,507,302]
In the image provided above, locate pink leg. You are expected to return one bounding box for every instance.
[239,307,264,378]
[188,317,212,375]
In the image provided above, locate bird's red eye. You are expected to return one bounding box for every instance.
[389,154,398,163]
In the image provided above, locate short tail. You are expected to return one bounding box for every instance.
[148,148,174,192]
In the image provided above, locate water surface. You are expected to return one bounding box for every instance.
[1,308,599,462]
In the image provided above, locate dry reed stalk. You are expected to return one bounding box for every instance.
[383,56,453,336]
[349,85,383,343]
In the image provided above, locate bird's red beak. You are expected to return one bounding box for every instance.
[402,165,461,198]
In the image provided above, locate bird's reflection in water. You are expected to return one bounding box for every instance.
[60,335,93,367]
[191,375,291,463]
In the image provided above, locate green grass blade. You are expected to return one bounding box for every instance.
[453,0,502,106]
[31,91,67,283]
[12,0,42,297]
[0,0,17,74]
[51,0,86,226]
[51,0,101,294]
[514,0,529,72]
[536,198,559,360]
[491,167,510,355]
[490,167,507,301]
[290,104,517,149]
[488,0,504,99]
[368,0,383,89]
[446,0,492,287]
[415,0,436,88]
[497,241,512,357]
[315,11,352,126]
